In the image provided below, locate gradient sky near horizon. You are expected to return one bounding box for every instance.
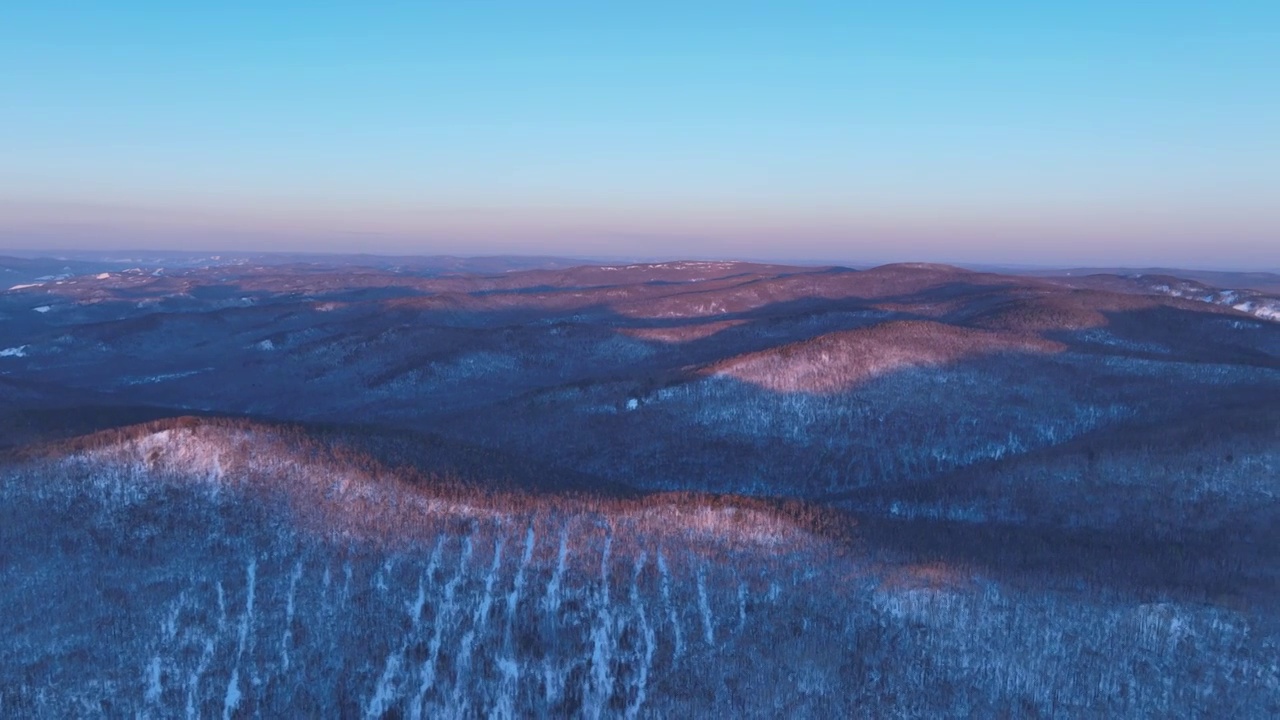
[2,2,1278,268]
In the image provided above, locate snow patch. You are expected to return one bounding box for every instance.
[146,656,163,703]
[281,561,304,671]
[123,369,210,385]
[33,306,51,313]
[0,346,27,358]
[696,566,715,645]
[656,549,683,659]
[366,649,405,719]
[1147,281,1280,323]
[96,272,112,279]
[7,283,42,290]
[222,669,241,720]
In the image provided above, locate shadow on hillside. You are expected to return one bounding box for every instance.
[853,512,1279,609]
[821,395,1280,605]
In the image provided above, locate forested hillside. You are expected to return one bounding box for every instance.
[2,260,1278,716]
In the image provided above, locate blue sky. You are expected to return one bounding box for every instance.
[1,2,1277,267]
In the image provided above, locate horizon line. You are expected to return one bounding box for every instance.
[2,247,1278,275]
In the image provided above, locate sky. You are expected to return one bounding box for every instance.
[1,2,1278,268]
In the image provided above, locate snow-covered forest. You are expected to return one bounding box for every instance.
[2,258,1278,716]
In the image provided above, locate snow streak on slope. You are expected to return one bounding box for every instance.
[122,520,791,717]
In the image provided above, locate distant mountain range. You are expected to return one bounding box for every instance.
[7,251,1277,290]
[1002,266,1280,293]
